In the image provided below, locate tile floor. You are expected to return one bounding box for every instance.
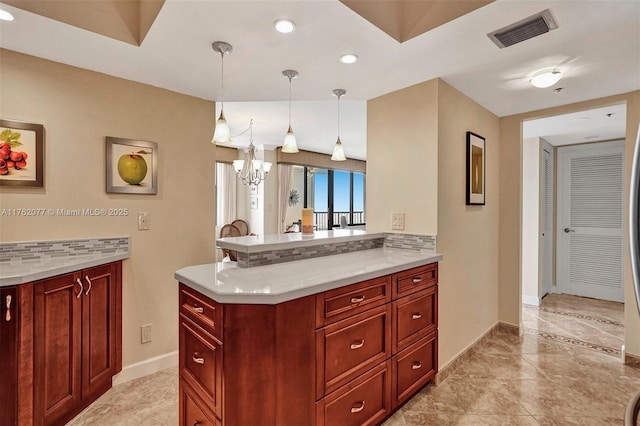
[68,294,639,425]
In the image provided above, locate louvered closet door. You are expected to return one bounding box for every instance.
[557,140,625,302]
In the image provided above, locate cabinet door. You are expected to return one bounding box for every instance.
[34,272,83,425]
[0,286,18,425]
[81,263,118,398]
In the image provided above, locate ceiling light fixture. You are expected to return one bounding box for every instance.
[281,70,299,153]
[274,19,295,34]
[331,89,347,162]
[0,9,14,21]
[339,54,358,64]
[530,69,562,88]
[211,41,233,144]
[233,119,272,186]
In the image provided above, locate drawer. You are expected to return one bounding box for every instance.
[180,283,222,340]
[316,360,391,426]
[316,304,391,398]
[393,263,438,298]
[180,380,221,426]
[393,286,437,352]
[179,314,223,418]
[392,331,437,409]
[316,275,391,327]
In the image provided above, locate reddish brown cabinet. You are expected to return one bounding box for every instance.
[0,261,122,426]
[178,262,438,426]
[0,286,18,426]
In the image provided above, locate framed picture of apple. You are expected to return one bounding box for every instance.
[106,136,157,194]
[0,119,44,187]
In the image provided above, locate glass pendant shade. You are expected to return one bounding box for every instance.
[212,111,231,143]
[331,137,346,161]
[282,126,299,153]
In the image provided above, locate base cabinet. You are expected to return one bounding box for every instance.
[178,262,438,426]
[0,286,18,425]
[0,261,122,426]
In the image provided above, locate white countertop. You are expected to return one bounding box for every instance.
[0,252,129,286]
[216,229,384,253]
[175,248,442,304]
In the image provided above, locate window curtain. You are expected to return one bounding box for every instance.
[278,164,293,233]
[216,162,237,228]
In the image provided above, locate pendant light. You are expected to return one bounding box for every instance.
[281,70,299,153]
[211,41,233,144]
[232,119,272,186]
[331,89,347,161]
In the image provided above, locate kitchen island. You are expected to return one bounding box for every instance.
[175,232,441,426]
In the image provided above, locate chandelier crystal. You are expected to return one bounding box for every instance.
[232,119,272,186]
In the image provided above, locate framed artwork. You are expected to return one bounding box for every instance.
[249,185,258,195]
[0,119,44,187]
[466,131,485,205]
[106,136,157,194]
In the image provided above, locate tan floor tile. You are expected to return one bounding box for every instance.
[449,353,544,380]
[444,379,530,416]
[401,413,539,426]
[534,416,623,425]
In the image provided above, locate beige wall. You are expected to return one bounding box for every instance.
[499,91,640,357]
[367,79,501,368]
[522,137,541,305]
[436,80,500,366]
[0,49,217,366]
[367,79,439,234]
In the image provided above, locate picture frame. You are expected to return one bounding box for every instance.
[466,131,485,205]
[0,119,44,187]
[106,136,157,194]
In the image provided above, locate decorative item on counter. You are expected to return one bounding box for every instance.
[302,208,313,234]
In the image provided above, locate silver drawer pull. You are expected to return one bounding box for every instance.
[350,295,365,304]
[75,278,84,299]
[192,354,205,365]
[193,421,201,426]
[84,276,92,296]
[350,400,365,413]
[412,313,422,320]
[5,295,11,322]
[412,277,423,283]
[193,306,204,314]
[412,361,422,370]
[350,339,365,350]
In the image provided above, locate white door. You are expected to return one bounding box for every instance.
[557,140,625,302]
[541,144,554,296]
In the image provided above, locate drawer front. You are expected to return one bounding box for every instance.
[393,331,437,408]
[317,304,391,397]
[317,361,391,426]
[180,380,220,426]
[394,286,437,352]
[317,275,391,327]
[179,314,223,417]
[394,263,438,298]
[180,283,222,340]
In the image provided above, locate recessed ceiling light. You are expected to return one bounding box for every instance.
[274,19,295,34]
[339,54,358,64]
[0,9,14,21]
[530,69,562,88]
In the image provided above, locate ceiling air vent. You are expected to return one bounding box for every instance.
[488,9,558,49]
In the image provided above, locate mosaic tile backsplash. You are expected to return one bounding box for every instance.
[384,233,436,251]
[0,237,130,264]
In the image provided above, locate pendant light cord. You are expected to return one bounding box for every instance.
[220,51,225,112]
[337,94,341,138]
[288,77,292,127]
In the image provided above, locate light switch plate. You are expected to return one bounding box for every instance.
[138,212,150,230]
[391,213,405,230]
[141,324,152,344]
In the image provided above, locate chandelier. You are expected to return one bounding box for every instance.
[232,119,272,186]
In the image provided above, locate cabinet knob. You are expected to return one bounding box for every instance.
[193,422,201,426]
[84,276,92,296]
[350,295,365,304]
[412,361,422,370]
[412,313,422,320]
[350,339,365,350]
[350,400,366,413]
[75,278,84,299]
[192,354,205,365]
[5,295,11,322]
[412,277,423,283]
[193,306,204,314]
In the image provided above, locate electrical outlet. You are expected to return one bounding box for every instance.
[141,324,152,344]
[138,212,150,230]
[391,213,405,230]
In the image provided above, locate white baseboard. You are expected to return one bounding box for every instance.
[112,350,178,386]
[522,294,541,306]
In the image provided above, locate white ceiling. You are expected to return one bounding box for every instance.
[0,0,638,158]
